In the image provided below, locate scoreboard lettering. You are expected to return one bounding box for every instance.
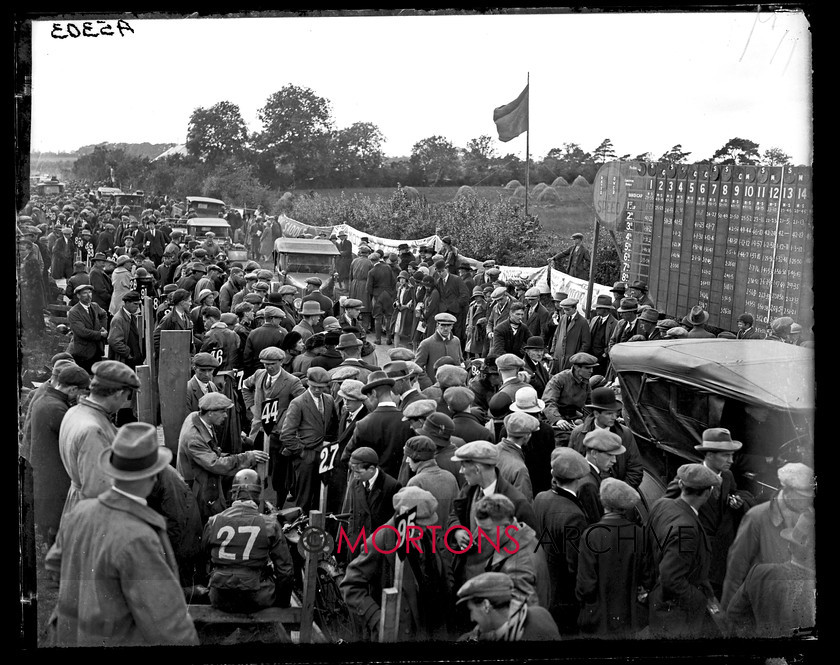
[593,161,813,332]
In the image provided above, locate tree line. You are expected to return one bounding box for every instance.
[69,84,795,200]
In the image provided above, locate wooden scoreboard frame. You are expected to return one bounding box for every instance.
[594,161,813,333]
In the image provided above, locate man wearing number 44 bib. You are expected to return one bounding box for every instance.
[279,367,338,513]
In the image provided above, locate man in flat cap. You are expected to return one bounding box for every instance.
[575,478,645,638]
[403,435,459,530]
[415,312,464,382]
[241,346,305,503]
[340,486,452,642]
[65,261,91,306]
[177,392,269,523]
[465,286,489,360]
[341,447,402,563]
[494,353,530,401]
[58,361,141,524]
[46,422,199,647]
[243,305,288,378]
[542,352,597,446]
[533,447,593,632]
[433,256,470,342]
[550,232,590,280]
[341,371,413,479]
[484,286,516,357]
[578,429,627,525]
[366,250,397,345]
[721,462,815,611]
[445,386,490,443]
[569,387,643,490]
[664,428,755,598]
[186,352,221,413]
[551,296,591,373]
[278,366,337,512]
[334,229,353,288]
[496,412,540,502]
[303,275,335,319]
[522,286,553,347]
[457,571,561,641]
[29,364,90,550]
[107,290,143,370]
[447,440,537,599]
[88,252,115,311]
[644,463,721,638]
[67,283,109,373]
[491,301,533,358]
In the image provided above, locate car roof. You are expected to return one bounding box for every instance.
[187,217,231,228]
[186,196,226,205]
[274,237,340,256]
[609,339,813,411]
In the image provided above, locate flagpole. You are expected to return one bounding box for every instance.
[525,72,530,217]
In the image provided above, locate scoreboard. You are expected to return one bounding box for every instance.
[593,161,813,332]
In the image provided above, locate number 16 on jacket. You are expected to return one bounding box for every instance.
[318,440,339,513]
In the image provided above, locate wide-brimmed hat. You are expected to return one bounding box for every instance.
[586,386,623,411]
[336,332,363,349]
[98,422,172,481]
[361,370,395,394]
[639,309,660,324]
[694,427,743,452]
[509,385,545,413]
[610,282,626,293]
[617,297,639,313]
[300,301,324,316]
[687,305,709,325]
[629,280,648,293]
[594,294,614,309]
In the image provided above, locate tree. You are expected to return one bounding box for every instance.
[409,136,461,186]
[592,138,617,165]
[711,137,761,165]
[462,135,497,183]
[331,122,386,187]
[254,85,334,187]
[659,144,692,164]
[185,101,248,163]
[761,147,792,166]
[633,152,654,162]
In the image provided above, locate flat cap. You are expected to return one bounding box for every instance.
[90,360,140,390]
[350,447,379,466]
[402,399,438,421]
[676,463,723,489]
[435,312,457,324]
[202,306,221,320]
[571,232,584,240]
[257,269,274,281]
[307,366,331,387]
[388,347,416,361]
[436,364,469,388]
[600,478,641,511]
[770,316,795,333]
[263,305,284,319]
[171,288,192,306]
[57,364,91,388]
[253,281,270,292]
[337,379,365,401]
[193,352,221,369]
[421,412,455,440]
[559,297,579,307]
[278,285,298,296]
[777,462,815,497]
[482,260,496,268]
[259,346,285,361]
[245,271,259,281]
[122,290,142,302]
[305,276,322,286]
[486,268,501,278]
[452,440,499,465]
[524,286,541,298]
[404,435,437,462]
[343,298,363,309]
[330,365,361,382]
[457,572,514,606]
[220,312,238,326]
[244,293,264,305]
[443,386,475,412]
[550,447,590,480]
[504,411,540,435]
[490,286,507,299]
[392,486,438,526]
[569,352,599,367]
[665,326,688,338]
[488,391,513,418]
[74,283,94,294]
[583,429,626,454]
[495,353,525,371]
[199,392,233,411]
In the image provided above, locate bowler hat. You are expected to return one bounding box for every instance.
[617,298,639,313]
[586,386,623,411]
[98,422,172,481]
[694,427,742,452]
[687,305,709,325]
[361,370,395,394]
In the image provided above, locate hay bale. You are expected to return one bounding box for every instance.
[572,175,590,187]
[401,186,420,199]
[455,185,476,199]
[531,182,548,196]
[536,186,562,203]
[551,176,570,187]
[505,180,522,190]
[512,185,527,199]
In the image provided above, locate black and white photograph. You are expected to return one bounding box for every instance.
[15,7,817,663]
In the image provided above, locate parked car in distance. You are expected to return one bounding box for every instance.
[187,217,232,248]
[273,237,339,296]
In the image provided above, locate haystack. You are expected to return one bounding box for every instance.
[505,179,522,190]
[572,175,590,187]
[536,186,563,204]
[455,185,476,199]
[512,185,527,199]
[551,176,570,187]
[401,186,420,199]
[531,182,548,197]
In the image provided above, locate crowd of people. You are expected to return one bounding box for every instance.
[17,185,815,647]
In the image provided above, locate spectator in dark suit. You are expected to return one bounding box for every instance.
[491,301,532,358]
[588,295,618,377]
[551,297,591,373]
[367,253,397,345]
[458,262,476,297]
[522,336,551,396]
[523,287,553,347]
[434,259,470,342]
[445,387,494,443]
[142,218,168,265]
[67,284,108,372]
[88,253,115,311]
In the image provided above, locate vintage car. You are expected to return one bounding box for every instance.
[273,237,339,295]
[114,192,145,221]
[186,196,226,217]
[34,177,65,197]
[187,217,232,248]
[610,339,814,504]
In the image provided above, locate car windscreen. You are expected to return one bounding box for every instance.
[280,252,334,273]
[189,224,230,238]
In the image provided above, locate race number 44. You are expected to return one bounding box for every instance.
[260,398,280,433]
[319,441,339,475]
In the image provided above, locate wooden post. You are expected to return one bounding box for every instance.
[136,365,154,424]
[158,329,191,463]
[379,588,399,643]
[319,480,329,515]
[299,509,323,644]
[143,296,158,423]
[585,217,600,316]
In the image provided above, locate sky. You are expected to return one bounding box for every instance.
[27,9,813,165]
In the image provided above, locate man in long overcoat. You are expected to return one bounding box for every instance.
[551,297,591,373]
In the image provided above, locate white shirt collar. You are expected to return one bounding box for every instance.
[112,486,148,506]
[480,478,497,495]
[367,468,380,489]
[378,400,397,408]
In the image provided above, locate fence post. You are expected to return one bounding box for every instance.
[158,329,190,463]
[136,365,154,424]
[299,509,323,644]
